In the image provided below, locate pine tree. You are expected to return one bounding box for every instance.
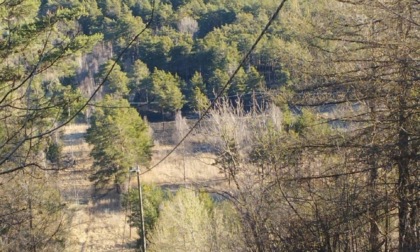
[86,97,152,189]
[150,68,185,113]
[98,60,130,97]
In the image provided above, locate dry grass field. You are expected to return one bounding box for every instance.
[59,124,137,252]
[58,122,224,251]
[142,144,223,185]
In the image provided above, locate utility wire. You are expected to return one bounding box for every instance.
[19,1,156,140]
[0,0,156,175]
[141,0,289,175]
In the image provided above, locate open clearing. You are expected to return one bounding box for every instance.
[59,122,224,251]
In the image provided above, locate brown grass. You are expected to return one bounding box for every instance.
[65,204,137,252]
[142,144,223,185]
[59,123,225,251]
[60,124,138,251]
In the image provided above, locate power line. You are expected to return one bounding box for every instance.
[0,0,156,175]
[141,0,289,175]
[21,2,156,140]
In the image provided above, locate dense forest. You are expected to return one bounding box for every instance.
[0,0,418,251]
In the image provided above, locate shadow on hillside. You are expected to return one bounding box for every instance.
[189,142,217,154]
[91,189,123,213]
[61,187,91,205]
[62,132,86,141]
[113,240,138,250]
[62,133,86,147]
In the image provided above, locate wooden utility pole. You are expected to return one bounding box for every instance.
[136,166,146,252]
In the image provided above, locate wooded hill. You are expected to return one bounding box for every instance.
[47,0,295,117]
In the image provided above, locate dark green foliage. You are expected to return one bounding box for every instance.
[207,69,230,97]
[123,183,165,246]
[188,72,210,112]
[46,141,63,164]
[98,60,130,97]
[129,60,150,89]
[86,97,152,188]
[70,0,294,113]
[167,40,195,79]
[136,33,173,70]
[196,9,236,38]
[149,68,185,113]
